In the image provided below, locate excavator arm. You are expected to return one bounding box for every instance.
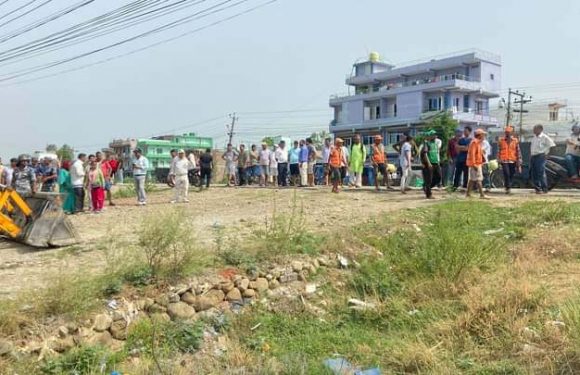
[0,187,33,238]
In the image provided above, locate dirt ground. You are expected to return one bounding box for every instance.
[1,186,578,298]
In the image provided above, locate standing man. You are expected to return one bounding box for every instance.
[132,148,149,205]
[497,126,522,194]
[481,135,492,193]
[420,135,435,200]
[70,153,87,213]
[237,144,249,186]
[453,126,472,191]
[199,148,214,190]
[258,143,271,187]
[269,145,279,186]
[12,155,37,196]
[37,157,58,192]
[421,130,442,193]
[565,124,580,180]
[1,158,17,187]
[96,152,113,207]
[222,144,238,187]
[306,138,317,187]
[446,128,462,186]
[249,144,259,185]
[400,135,413,194]
[105,152,118,206]
[349,134,366,188]
[276,141,289,187]
[170,149,194,203]
[466,129,489,199]
[530,124,556,194]
[329,138,347,193]
[322,138,332,186]
[299,140,309,187]
[289,141,301,186]
[371,135,390,191]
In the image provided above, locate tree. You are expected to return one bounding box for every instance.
[416,112,458,161]
[46,144,58,153]
[261,137,275,147]
[57,144,74,161]
[309,130,331,149]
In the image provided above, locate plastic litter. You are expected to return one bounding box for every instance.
[323,357,381,375]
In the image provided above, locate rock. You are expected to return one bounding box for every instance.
[243,289,256,298]
[269,279,280,289]
[136,298,154,311]
[150,313,171,322]
[65,322,79,334]
[307,263,317,274]
[174,284,190,295]
[155,294,170,307]
[167,302,196,321]
[110,320,128,340]
[168,293,181,304]
[57,326,69,338]
[291,261,303,272]
[226,288,242,302]
[181,292,197,305]
[87,331,113,347]
[52,336,75,353]
[265,274,273,281]
[0,339,13,356]
[312,259,320,268]
[317,257,330,267]
[220,281,235,293]
[522,327,540,340]
[338,255,349,268]
[546,320,566,328]
[298,271,308,282]
[522,344,545,356]
[92,314,112,332]
[348,298,377,311]
[112,311,125,322]
[193,290,225,312]
[250,278,269,293]
[235,278,250,292]
[279,272,298,284]
[305,284,317,294]
[148,304,167,314]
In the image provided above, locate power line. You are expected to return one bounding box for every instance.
[0,0,53,30]
[0,0,40,23]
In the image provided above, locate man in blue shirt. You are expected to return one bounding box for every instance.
[453,126,472,190]
[37,157,58,192]
[289,141,301,186]
[299,139,309,187]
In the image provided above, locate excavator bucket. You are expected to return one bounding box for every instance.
[0,187,79,248]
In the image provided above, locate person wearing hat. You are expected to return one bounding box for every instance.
[170,149,195,203]
[565,123,580,180]
[12,154,37,196]
[466,128,489,199]
[446,128,463,186]
[328,138,347,193]
[371,134,391,191]
[132,148,149,205]
[419,131,439,199]
[497,126,522,194]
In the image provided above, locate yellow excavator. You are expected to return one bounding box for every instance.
[0,185,79,248]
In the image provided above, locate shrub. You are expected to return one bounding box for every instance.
[127,317,204,357]
[40,345,125,375]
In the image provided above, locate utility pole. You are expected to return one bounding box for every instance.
[226,112,238,145]
[512,90,532,136]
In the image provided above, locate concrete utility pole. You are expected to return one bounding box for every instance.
[512,91,532,136]
[226,113,238,145]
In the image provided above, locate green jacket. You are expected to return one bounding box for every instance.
[349,143,367,173]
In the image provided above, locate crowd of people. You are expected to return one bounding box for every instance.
[0,123,576,213]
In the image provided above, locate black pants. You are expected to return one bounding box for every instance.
[73,187,85,213]
[200,168,212,188]
[422,166,433,198]
[278,163,288,186]
[430,163,442,188]
[501,163,516,189]
[238,167,247,186]
[453,160,468,188]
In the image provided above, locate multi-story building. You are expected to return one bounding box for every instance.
[109,138,138,171]
[329,49,502,150]
[137,133,213,170]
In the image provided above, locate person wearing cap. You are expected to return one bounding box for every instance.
[329,138,347,193]
[12,155,37,196]
[132,148,149,205]
[349,134,366,188]
[453,126,472,191]
[498,126,522,194]
[530,124,556,194]
[371,135,391,191]
[222,143,238,187]
[466,129,489,199]
[419,131,438,199]
[170,149,195,203]
[446,128,463,186]
[565,123,580,180]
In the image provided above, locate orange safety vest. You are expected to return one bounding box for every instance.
[498,137,519,162]
[329,147,343,168]
[372,144,386,164]
[466,139,484,167]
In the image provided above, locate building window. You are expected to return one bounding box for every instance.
[387,132,405,145]
[463,95,470,112]
[549,110,558,121]
[394,104,397,117]
[428,98,441,111]
[490,73,495,80]
[156,148,163,154]
[364,101,381,121]
[454,97,460,111]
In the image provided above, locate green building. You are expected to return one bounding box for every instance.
[137,133,213,169]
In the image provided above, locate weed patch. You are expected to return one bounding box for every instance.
[40,345,125,375]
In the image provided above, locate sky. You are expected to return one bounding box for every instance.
[1,0,580,161]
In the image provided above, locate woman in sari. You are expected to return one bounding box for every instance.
[58,160,75,214]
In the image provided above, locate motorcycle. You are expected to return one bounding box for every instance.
[490,155,579,190]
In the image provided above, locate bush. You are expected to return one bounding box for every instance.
[40,345,125,375]
[127,317,204,357]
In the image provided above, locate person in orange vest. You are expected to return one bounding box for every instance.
[329,138,347,193]
[497,126,522,194]
[371,135,392,191]
[466,128,490,199]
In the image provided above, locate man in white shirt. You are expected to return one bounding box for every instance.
[400,136,413,194]
[170,149,195,203]
[530,124,556,194]
[269,145,279,186]
[70,153,87,213]
[1,158,16,187]
[322,138,332,186]
[275,141,289,187]
[132,148,149,205]
[258,143,271,187]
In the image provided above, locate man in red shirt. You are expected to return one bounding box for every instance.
[98,151,116,207]
[446,128,462,186]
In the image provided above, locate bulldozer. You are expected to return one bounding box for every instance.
[0,185,79,248]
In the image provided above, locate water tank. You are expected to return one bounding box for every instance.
[369,51,380,62]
